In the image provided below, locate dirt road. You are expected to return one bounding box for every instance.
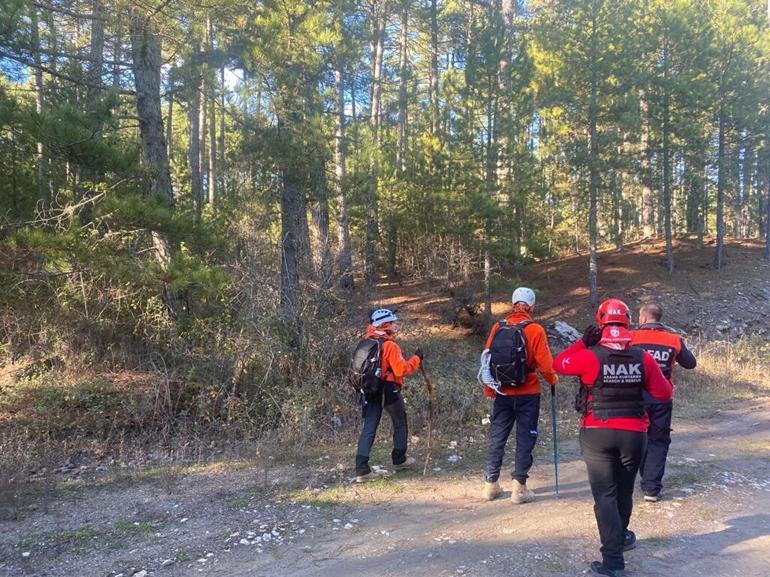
[207,401,770,577]
[3,398,769,577]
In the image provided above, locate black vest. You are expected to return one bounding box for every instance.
[581,346,646,420]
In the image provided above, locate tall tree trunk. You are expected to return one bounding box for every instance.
[611,171,623,250]
[113,19,121,89]
[731,141,742,238]
[397,5,409,173]
[335,67,354,289]
[208,94,216,206]
[206,16,216,207]
[698,161,708,249]
[365,1,386,286]
[429,0,439,137]
[765,140,770,261]
[82,0,106,200]
[369,2,384,132]
[166,95,173,161]
[87,0,105,96]
[386,221,397,283]
[129,9,176,314]
[757,162,764,240]
[640,91,654,237]
[743,142,753,238]
[30,4,47,204]
[219,65,226,198]
[188,74,203,220]
[715,100,726,269]
[588,5,599,308]
[662,46,674,273]
[685,156,698,233]
[498,0,519,259]
[130,12,174,208]
[199,80,207,204]
[280,166,303,348]
[312,164,332,287]
[483,70,498,317]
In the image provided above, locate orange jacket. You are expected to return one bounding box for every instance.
[630,327,682,383]
[483,312,558,398]
[364,325,421,388]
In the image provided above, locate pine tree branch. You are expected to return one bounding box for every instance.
[0,49,136,96]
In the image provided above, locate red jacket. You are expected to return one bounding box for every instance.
[553,327,672,432]
[483,312,558,398]
[364,325,421,388]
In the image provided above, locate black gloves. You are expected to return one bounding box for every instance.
[582,324,602,347]
[414,348,424,361]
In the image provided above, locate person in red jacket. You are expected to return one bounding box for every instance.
[631,303,697,502]
[479,287,559,504]
[355,308,422,483]
[554,299,672,577]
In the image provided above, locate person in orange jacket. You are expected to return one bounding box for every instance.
[355,308,422,483]
[479,287,559,503]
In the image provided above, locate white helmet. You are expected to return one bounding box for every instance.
[512,287,536,307]
[370,308,398,327]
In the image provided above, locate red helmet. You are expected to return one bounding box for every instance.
[596,299,631,327]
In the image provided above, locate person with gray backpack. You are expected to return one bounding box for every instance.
[350,309,423,483]
[478,287,558,503]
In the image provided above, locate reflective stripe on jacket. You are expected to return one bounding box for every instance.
[630,326,682,382]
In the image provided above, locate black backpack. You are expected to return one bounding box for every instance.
[349,338,385,396]
[489,320,533,386]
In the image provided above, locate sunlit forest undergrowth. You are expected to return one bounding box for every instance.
[2,237,769,481]
[1,0,769,480]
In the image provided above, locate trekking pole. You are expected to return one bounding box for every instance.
[419,364,435,476]
[550,385,560,497]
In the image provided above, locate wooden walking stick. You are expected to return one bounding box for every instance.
[419,363,435,476]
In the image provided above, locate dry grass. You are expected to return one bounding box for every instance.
[675,336,770,417]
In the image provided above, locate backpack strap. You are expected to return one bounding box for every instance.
[514,320,534,374]
[376,338,396,381]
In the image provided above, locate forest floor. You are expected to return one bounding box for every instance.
[2,237,770,577]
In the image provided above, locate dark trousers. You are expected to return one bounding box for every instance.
[484,393,541,484]
[639,401,673,497]
[355,386,408,475]
[580,427,646,571]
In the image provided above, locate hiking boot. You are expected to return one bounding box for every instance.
[393,456,416,471]
[511,480,535,504]
[590,561,626,577]
[623,530,637,552]
[355,469,390,483]
[643,493,661,503]
[482,481,502,501]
